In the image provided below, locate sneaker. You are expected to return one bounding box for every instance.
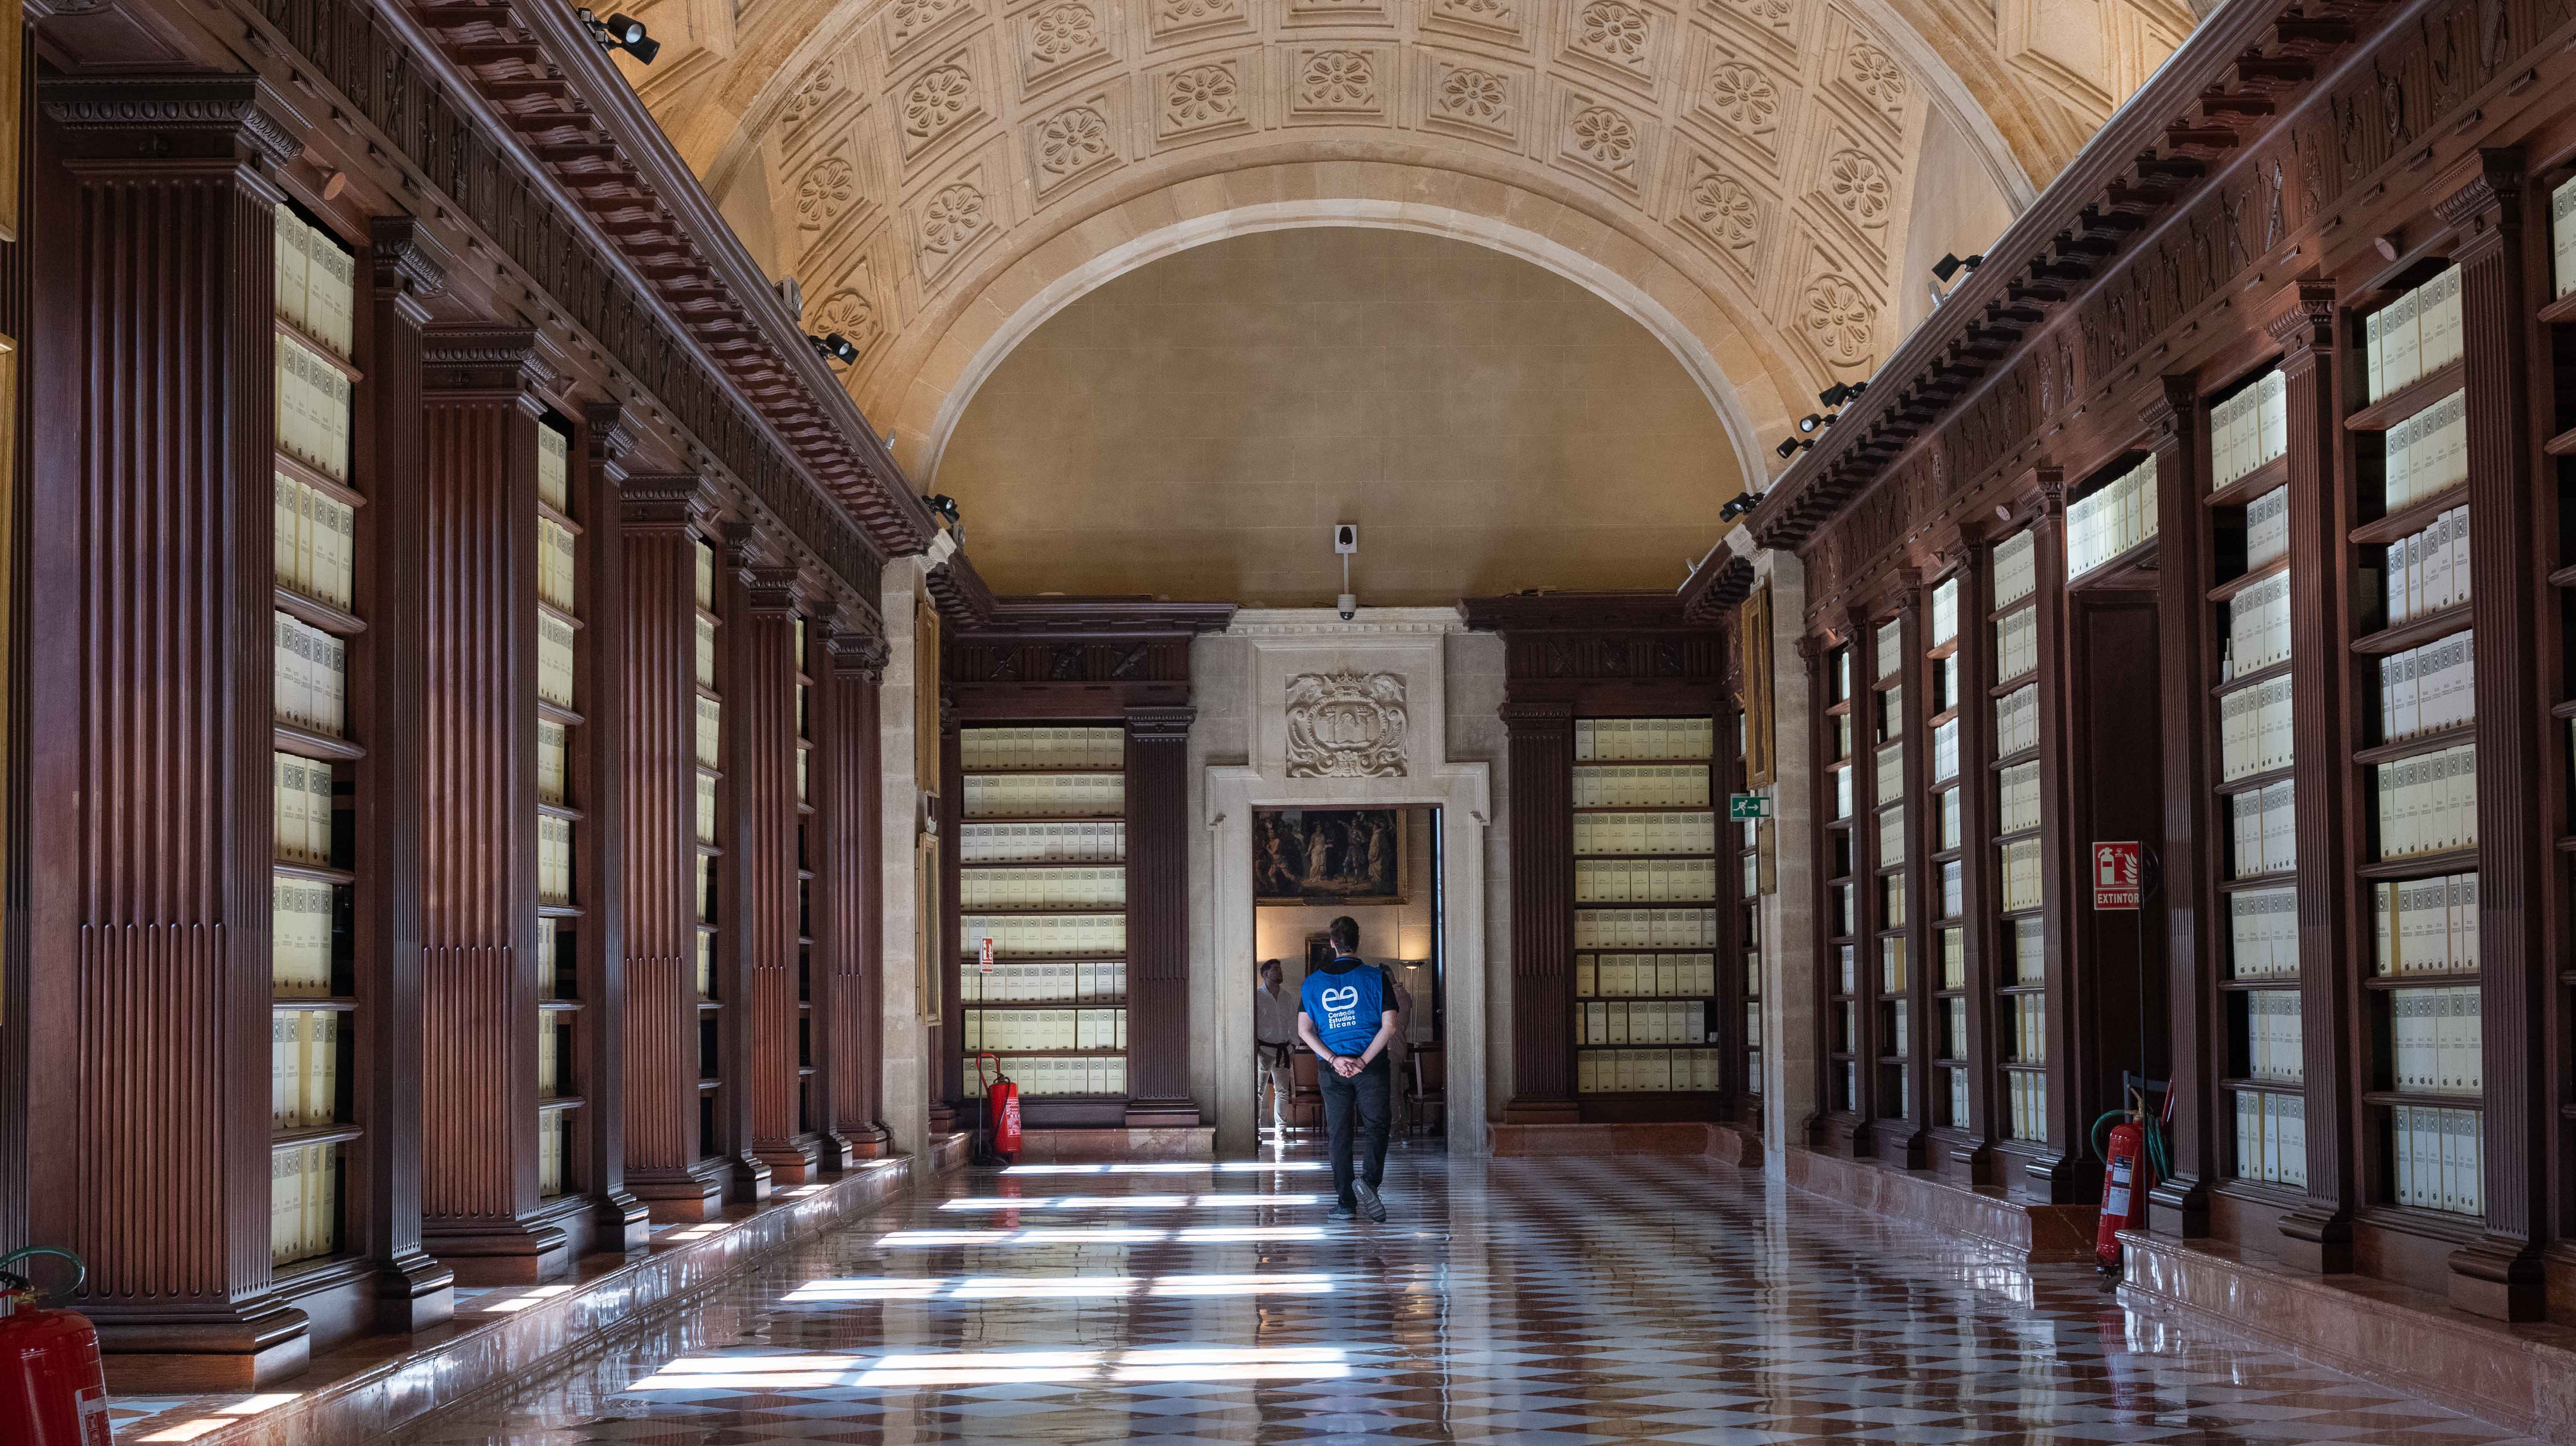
[1354,1179,1386,1223]
[1327,1204,1358,1222]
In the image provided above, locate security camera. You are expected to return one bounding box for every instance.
[1337,592,1357,621]
[1333,524,1358,554]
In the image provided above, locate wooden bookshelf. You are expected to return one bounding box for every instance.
[956,724,1133,1112]
[1570,715,1723,1105]
[270,204,359,1277]
[1987,528,2047,1163]
[533,418,579,1204]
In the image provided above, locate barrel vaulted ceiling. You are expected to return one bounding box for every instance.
[619,0,2193,515]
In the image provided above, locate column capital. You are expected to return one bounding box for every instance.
[620,473,714,534]
[2139,374,2196,445]
[1498,697,1574,731]
[583,401,645,472]
[2263,281,2338,366]
[40,74,301,170]
[368,216,450,330]
[2435,148,2526,249]
[744,566,802,620]
[423,325,557,404]
[1125,704,1196,741]
[828,632,891,681]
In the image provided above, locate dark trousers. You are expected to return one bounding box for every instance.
[1317,1053,1391,1208]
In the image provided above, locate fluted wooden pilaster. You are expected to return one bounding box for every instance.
[2026,470,2082,1202]
[822,632,892,1162]
[741,564,812,1182]
[713,524,769,1202]
[358,216,458,1328]
[1124,705,1197,1125]
[617,474,723,1221]
[417,326,555,1284]
[26,74,312,1387]
[2441,153,2548,1321]
[1501,698,1578,1123]
[2145,375,2218,1239]
[575,404,649,1252]
[2270,284,2360,1275]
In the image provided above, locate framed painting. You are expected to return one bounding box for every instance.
[1255,808,1406,905]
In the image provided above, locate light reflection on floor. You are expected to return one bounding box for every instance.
[392,1148,2551,1446]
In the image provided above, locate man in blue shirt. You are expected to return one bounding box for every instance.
[1297,915,1399,1222]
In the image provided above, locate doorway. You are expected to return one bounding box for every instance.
[1250,803,1446,1144]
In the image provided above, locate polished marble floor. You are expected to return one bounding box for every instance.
[389,1147,2545,1446]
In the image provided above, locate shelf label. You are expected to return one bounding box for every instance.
[2093,841,2142,910]
[979,936,994,973]
[1728,793,1771,820]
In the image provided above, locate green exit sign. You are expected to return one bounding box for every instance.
[1728,793,1772,820]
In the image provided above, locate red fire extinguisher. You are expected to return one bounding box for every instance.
[2092,1083,2167,1274]
[980,1055,1021,1163]
[0,1247,111,1446]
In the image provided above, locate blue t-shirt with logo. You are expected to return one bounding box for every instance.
[1300,957,1391,1058]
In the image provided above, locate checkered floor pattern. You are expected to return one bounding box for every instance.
[378,1147,2540,1446]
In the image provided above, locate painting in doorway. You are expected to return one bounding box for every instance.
[1255,808,1406,905]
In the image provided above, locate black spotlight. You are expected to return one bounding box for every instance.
[1719,490,1764,522]
[809,332,859,365]
[1774,437,1811,460]
[579,8,659,62]
[1797,413,1835,434]
[922,494,962,528]
[1819,383,1852,407]
[1932,252,1984,284]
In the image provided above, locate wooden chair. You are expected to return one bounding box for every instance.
[1288,1050,1323,1132]
[1410,1045,1446,1137]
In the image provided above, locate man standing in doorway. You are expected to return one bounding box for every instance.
[1254,959,1298,1141]
[1297,915,1398,1223]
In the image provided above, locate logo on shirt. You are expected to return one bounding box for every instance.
[1320,986,1358,1012]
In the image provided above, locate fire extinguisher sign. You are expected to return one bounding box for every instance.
[2093,841,2143,910]
[979,936,995,974]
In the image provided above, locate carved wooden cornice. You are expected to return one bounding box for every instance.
[1461,591,1697,634]
[1744,0,2388,558]
[965,597,1238,639]
[923,552,998,627]
[400,0,933,556]
[182,0,896,601]
[1677,541,1757,626]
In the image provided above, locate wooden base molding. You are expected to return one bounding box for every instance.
[2120,1231,2576,1443]
[1487,1121,1759,1160]
[1786,1146,2098,1264]
[626,1164,730,1224]
[105,1156,943,1431]
[1012,1126,1215,1162]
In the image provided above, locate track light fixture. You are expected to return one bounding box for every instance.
[1797,413,1835,434]
[1931,252,1984,284]
[1719,490,1765,522]
[809,332,859,365]
[1819,381,1868,407]
[923,494,963,529]
[1774,437,1811,460]
[578,8,659,62]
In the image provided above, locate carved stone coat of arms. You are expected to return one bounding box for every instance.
[1285,669,1409,778]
